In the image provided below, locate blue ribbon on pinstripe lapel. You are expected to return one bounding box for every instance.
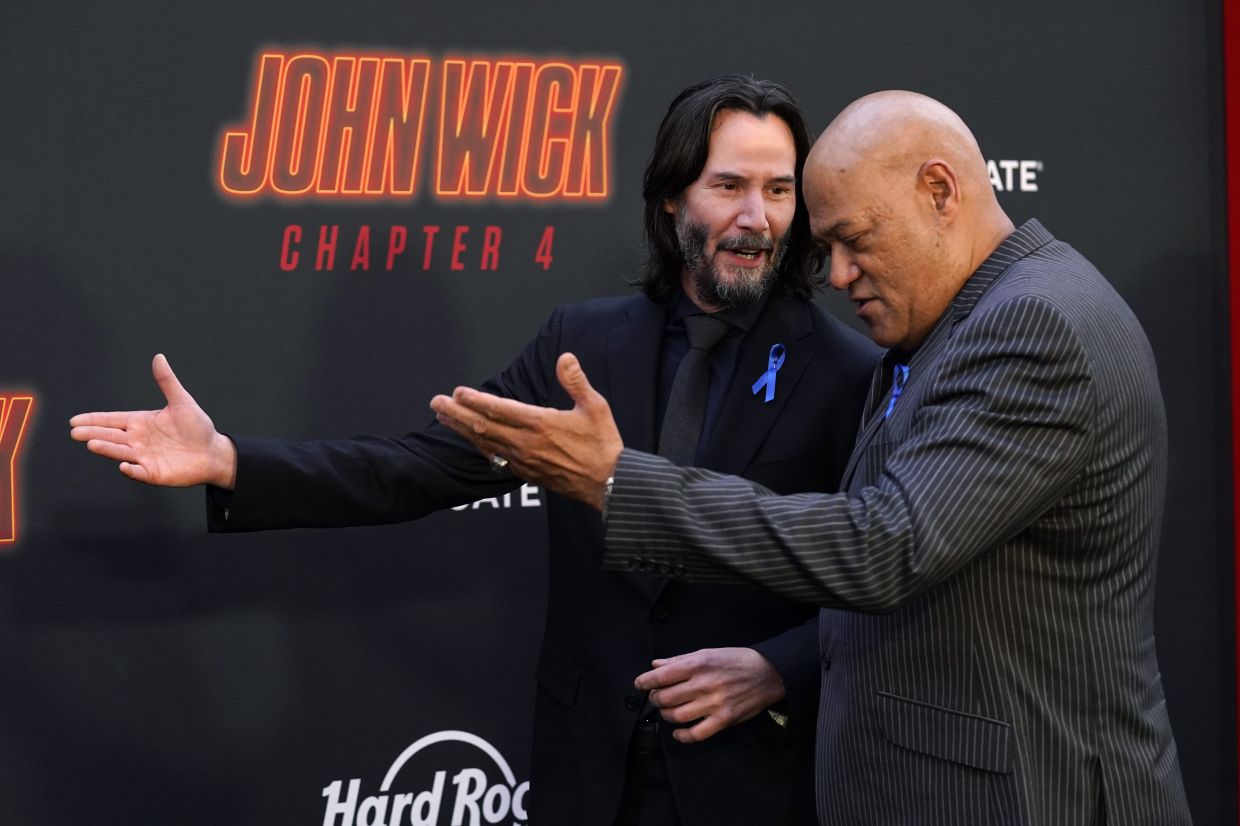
[751,344,786,404]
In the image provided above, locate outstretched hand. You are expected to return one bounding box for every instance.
[430,352,622,510]
[635,647,787,743]
[69,354,237,488]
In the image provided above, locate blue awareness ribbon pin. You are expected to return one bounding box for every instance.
[751,344,786,403]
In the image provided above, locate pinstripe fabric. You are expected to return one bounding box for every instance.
[603,221,1192,825]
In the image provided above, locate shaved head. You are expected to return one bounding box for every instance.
[806,91,1014,351]
[809,91,997,221]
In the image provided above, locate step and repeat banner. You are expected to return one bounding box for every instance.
[2,0,1231,823]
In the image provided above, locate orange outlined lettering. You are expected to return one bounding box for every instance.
[271,54,331,194]
[436,59,621,199]
[319,57,382,194]
[219,53,285,195]
[0,395,34,544]
[522,63,575,197]
[365,57,432,196]
[217,50,623,201]
[437,60,518,197]
[563,64,623,197]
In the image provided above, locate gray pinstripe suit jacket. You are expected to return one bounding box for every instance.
[602,221,1192,825]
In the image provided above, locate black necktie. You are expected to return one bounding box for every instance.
[658,314,731,465]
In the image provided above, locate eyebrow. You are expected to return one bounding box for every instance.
[817,220,856,242]
[708,171,798,185]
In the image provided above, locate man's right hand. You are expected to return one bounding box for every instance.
[70,354,237,489]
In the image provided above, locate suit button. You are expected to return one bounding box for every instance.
[623,693,641,711]
[671,564,685,577]
[652,603,670,621]
[657,562,671,575]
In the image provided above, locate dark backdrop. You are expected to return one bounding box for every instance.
[1,0,1231,823]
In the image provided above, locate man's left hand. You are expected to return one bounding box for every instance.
[634,648,787,744]
[430,352,622,510]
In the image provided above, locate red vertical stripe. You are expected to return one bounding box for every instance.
[1227,0,1240,814]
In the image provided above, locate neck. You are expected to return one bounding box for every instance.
[967,211,1017,274]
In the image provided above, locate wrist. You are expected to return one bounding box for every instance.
[209,433,238,490]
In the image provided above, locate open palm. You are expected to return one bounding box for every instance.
[70,354,235,488]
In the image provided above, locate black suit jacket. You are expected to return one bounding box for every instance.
[208,292,877,825]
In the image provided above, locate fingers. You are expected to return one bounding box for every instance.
[69,425,130,445]
[648,681,701,711]
[119,461,151,483]
[85,438,138,463]
[431,389,539,448]
[431,395,526,477]
[151,353,195,407]
[454,387,545,430]
[69,411,134,430]
[431,393,497,446]
[637,657,704,711]
[635,649,776,745]
[634,655,696,692]
[431,391,484,434]
[656,695,713,723]
[554,352,597,406]
[672,715,728,744]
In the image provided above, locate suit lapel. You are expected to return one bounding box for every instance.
[697,297,814,477]
[839,360,891,488]
[605,297,666,454]
[838,220,1058,490]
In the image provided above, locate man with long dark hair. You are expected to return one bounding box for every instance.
[72,76,877,824]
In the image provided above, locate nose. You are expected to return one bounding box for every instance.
[735,190,769,233]
[828,247,860,290]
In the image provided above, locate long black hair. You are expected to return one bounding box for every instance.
[639,75,826,302]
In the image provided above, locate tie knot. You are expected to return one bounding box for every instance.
[892,362,909,390]
[683,313,731,353]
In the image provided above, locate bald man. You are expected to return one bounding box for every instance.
[432,91,1193,824]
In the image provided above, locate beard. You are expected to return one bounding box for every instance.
[675,208,789,310]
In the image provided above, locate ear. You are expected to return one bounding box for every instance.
[918,159,960,222]
[662,197,677,215]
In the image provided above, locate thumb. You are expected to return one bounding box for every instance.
[151,353,195,407]
[555,352,599,408]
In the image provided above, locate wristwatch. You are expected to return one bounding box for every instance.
[601,475,614,519]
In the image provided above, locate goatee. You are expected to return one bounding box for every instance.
[676,209,788,309]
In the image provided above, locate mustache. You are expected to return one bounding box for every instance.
[716,234,773,252]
